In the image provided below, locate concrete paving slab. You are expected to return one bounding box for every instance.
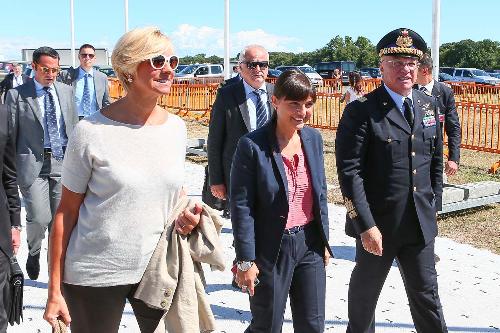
[7,163,500,333]
[442,185,466,204]
[454,181,500,200]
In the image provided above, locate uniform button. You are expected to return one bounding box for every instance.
[413,186,417,192]
[164,288,172,297]
[411,152,416,156]
[411,134,415,140]
[413,169,417,174]
[160,301,167,308]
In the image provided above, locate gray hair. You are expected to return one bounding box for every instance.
[419,53,433,71]
[238,45,268,63]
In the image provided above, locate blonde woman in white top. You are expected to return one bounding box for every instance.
[43,27,202,333]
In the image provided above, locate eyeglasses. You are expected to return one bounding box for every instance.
[242,61,269,70]
[79,53,95,59]
[149,54,179,70]
[383,60,418,70]
[35,64,60,74]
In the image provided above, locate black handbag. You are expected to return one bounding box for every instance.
[7,256,23,326]
[201,165,226,211]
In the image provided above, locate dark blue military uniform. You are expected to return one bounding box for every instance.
[336,27,448,333]
[336,85,448,333]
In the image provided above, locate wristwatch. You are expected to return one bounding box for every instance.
[237,261,253,272]
[11,226,22,231]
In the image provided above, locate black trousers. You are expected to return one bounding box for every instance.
[246,225,326,333]
[63,283,164,333]
[0,251,9,333]
[346,238,448,333]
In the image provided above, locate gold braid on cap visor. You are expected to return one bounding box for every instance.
[378,47,423,58]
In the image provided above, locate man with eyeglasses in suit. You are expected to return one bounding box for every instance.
[207,44,274,285]
[6,46,78,281]
[59,44,110,120]
[336,28,448,332]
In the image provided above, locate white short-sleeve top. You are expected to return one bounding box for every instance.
[62,111,186,287]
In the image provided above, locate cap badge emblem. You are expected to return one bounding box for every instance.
[396,29,413,48]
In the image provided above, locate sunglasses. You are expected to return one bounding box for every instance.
[149,54,179,70]
[243,61,269,70]
[80,53,95,59]
[35,64,60,74]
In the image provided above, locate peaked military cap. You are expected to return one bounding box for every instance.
[376,28,427,59]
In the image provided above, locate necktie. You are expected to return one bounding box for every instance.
[43,87,64,161]
[419,86,428,94]
[403,97,414,129]
[81,73,92,116]
[253,89,268,129]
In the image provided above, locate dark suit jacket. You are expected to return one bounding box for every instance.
[230,120,333,271]
[430,81,461,163]
[6,80,78,187]
[0,104,21,258]
[0,73,30,103]
[58,66,111,109]
[207,80,274,188]
[335,86,443,245]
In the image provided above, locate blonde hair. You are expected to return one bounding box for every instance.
[111,26,173,89]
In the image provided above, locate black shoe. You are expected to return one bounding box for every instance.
[26,253,40,280]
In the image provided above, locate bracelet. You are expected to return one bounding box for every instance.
[11,226,22,231]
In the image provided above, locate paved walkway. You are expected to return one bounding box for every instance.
[9,163,500,332]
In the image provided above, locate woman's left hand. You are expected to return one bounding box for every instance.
[175,203,203,235]
[323,247,330,266]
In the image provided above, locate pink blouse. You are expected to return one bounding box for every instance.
[281,150,314,229]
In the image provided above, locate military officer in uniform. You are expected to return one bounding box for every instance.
[336,28,448,333]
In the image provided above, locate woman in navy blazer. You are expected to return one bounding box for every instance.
[231,70,333,333]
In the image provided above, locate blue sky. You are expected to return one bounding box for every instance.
[1,0,499,60]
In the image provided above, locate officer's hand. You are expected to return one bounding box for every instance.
[361,226,383,256]
[210,184,227,200]
[323,247,331,266]
[11,227,21,255]
[445,160,459,176]
[235,263,260,297]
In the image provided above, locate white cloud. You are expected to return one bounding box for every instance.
[170,24,301,56]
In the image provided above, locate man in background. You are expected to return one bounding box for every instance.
[416,53,461,178]
[6,46,78,280]
[59,44,110,119]
[0,63,30,103]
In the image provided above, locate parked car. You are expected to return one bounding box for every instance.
[452,68,500,85]
[296,65,323,86]
[175,64,189,74]
[267,68,282,78]
[313,61,356,84]
[360,67,381,78]
[175,63,224,81]
[487,72,500,79]
[438,72,456,82]
[359,71,372,80]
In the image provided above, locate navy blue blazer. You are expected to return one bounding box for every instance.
[230,120,332,271]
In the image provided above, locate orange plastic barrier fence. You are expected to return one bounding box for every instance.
[447,82,500,104]
[456,102,500,154]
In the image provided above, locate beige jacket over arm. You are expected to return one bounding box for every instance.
[135,196,225,333]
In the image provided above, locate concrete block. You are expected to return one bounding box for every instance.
[453,181,500,199]
[442,186,466,204]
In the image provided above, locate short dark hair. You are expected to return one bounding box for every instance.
[419,53,433,71]
[79,44,96,53]
[349,72,362,86]
[274,69,316,103]
[33,46,60,63]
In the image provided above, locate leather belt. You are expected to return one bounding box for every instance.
[283,222,313,235]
